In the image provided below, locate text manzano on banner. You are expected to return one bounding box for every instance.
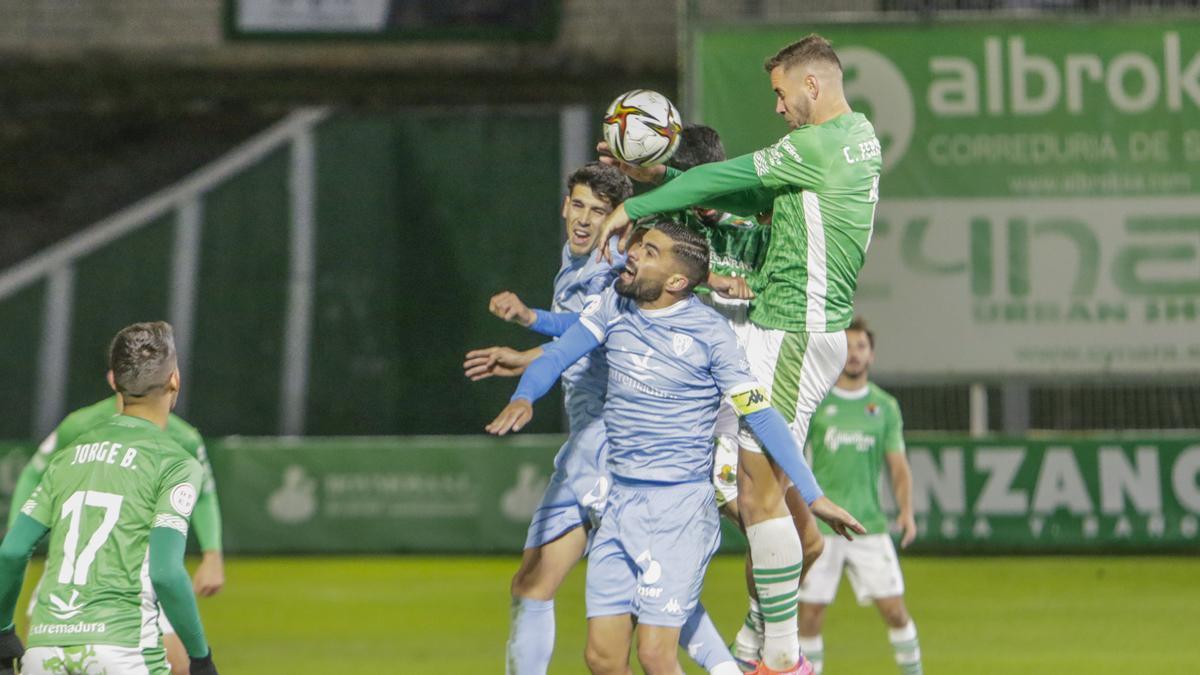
[695,21,1200,375]
[902,438,1200,551]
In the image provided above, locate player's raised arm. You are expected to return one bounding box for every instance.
[486,319,603,435]
[464,346,543,381]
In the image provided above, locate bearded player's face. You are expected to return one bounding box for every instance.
[770,65,812,129]
[615,229,672,302]
[561,184,615,257]
[842,329,874,378]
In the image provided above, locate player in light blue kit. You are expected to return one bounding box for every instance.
[476,163,631,675]
[471,164,742,674]
[486,221,864,675]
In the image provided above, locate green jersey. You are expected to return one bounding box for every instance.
[626,112,881,332]
[21,415,203,649]
[806,383,905,535]
[32,396,215,497]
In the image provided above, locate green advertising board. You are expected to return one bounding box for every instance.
[691,21,1200,377]
[0,436,1196,553]
[207,435,1200,554]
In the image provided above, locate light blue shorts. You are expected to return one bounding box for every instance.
[585,478,721,628]
[524,418,610,550]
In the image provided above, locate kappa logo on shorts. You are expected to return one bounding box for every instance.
[663,598,683,615]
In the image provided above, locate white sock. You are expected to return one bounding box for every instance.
[798,635,824,675]
[888,621,923,675]
[747,517,803,670]
[732,597,764,662]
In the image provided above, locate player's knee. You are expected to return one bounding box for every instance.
[584,641,623,674]
[169,662,190,675]
[635,638,678,675]
[880,600,910,628]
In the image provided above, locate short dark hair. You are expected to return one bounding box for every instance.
[651,220,710,291]
[848,316,875,349]
[668,124,726,172]
[566,162,633,207]
[764,34,842,74]
[109,322,177,397]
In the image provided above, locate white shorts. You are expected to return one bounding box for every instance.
[798,534,905,606]
[22,645,169,674]
[736,326,848,454]
[702,293,752,507]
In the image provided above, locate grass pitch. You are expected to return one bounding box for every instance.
[18,555,1200,674]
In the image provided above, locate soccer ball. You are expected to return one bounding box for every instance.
[602,89,683,168]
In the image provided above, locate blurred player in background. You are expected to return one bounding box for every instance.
[595,35,882,674]
[485,221,862,675]
[0,322,217,675]
[7,370,224,675]
[797,318,922,675]
[470,164,742,674]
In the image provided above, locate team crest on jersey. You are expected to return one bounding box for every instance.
[865,403,880,417]
[825,405,838,416]
[671,333,693,356]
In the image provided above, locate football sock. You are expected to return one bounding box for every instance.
[889,621,923,675]
[798,635,824,675]
[679,603,739,674]
[506,596,555,674]
[748,517,803,670]
[732,597,764,662]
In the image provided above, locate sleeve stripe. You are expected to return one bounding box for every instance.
[153,514,189,535]
[580,317,605,341]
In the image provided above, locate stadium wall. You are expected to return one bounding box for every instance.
[0,107,601,439]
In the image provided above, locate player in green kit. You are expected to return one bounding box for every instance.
[0,322,217,675]
[797,318,922,675]
[8,384,223,675]
[597,35,881,674]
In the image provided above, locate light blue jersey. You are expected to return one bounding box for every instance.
[579,287,759,485]
[523,242,622,550]
[551,241,623,430]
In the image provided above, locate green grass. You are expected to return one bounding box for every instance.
[18,555,1200,674]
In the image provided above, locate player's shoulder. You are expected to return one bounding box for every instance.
[56,396,120,444]
[675,298,740,345]
[165,413,203,454]
[868,382,902,408]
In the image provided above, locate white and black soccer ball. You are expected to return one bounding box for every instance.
[602,89,683,168]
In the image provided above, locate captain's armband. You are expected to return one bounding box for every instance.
[729,385,770,416]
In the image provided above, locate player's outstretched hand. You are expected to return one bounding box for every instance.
[0,627,24,675]
[486,400,534,435]
[488,291,535,327]
[193,550,225,597]
[596,141,667,184]
[189,650,219,675]
[464,346,536,380]
[897,511,917,548]
[595,203,633,264]
[708,273,755,300]
[810,496,867,541]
